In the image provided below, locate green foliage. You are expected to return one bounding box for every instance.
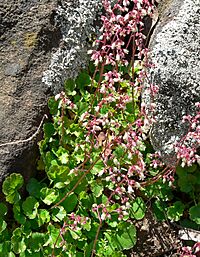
[2,173,24,204]
[166,201,185,222]
[105,222,137,251]
[148,162,200,228]
[0,67,141,257]
[129,197,146,220]
[189,205,200,224]
[0,40,199,257]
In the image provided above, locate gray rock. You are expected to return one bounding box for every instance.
[144,0,200,164]
[42,0,116,94]
[0,0,62,183]
[0,0,113,183]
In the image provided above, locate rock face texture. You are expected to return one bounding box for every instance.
[0,0,107,183]
[144,0,200,164]
[0,0,62,183]
[42,0,107,94]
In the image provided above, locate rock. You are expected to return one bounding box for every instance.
[42,0,108,94]
[0,0,113,184]
[0,0,62,183]
[143,0,200,164]
[130,209,181,257]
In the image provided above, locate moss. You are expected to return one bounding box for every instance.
[24,32,38,49]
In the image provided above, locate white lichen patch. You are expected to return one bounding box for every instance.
[42,0,116,94]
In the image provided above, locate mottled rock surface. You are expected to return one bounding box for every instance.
[144,0,200,164]
[0,0,108,184]
[0,0,62,183]
[42,0,110,94]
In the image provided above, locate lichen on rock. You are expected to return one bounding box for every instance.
[42,0,106,94]
[143,0,200,165]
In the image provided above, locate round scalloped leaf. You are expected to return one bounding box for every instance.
[152,200,167,221]
[90,181,104,198]
[37,209,50,227]
[48,97,59,115]
[22,196,39,219]
[61,193,78,213]
[129,197,146,220]
[40,187,58,205]
[51,206,66,222]
[13,203,26,225]
[26,178,46,199]
[11,227,26,254]
[167,201,185,222]
[43,123,55,139]
[2,173,24,204]
[110,222,137,250]
[189,205,200,225]
[28,232,45,252]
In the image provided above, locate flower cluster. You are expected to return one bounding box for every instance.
[89,0,155,67]
[180,242,200,257]
[175,102,200,167]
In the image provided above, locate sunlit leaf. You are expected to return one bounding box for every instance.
[40,188,58,205]
[189,205,200,224]
[2,173,24,204]
[22,196,39,219]
[129,197,146,220]
[167,201,185,222]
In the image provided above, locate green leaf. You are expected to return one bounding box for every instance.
[59,154,69,166]
[22,196,39,219]
[83,219,91,232]
[0,203,7,217]
[189,204,200,224]
[28,232,45,252]
[76,71,91,90]
[40,187,58,205]
[167,201,185,221]
[90,181,104,198]
[13,203,26,225]
[43,123,55,139]
[64,78,76,95]
[48,164,70,184]
[51,206,66,222]
[11,227,26,254]
[77,102,89,116]
[115,223,137,250]
[37,209,50,226]
[26,178,46,199]
[178,178,193,193]
[0,218,7,233]
[44,224,62,248]
[91,160,104,175]
[0,242,15,257]
[61,193,78,213]
[176,166,196,193]
[152,200,167,221]
[106,222,137,251]
[130,197,146,220]
[48,97,59,115]
[143,180,173,201]
[113,146,125,158]
[79,191,94,209]
[2,173,24,204]
[70,230,81,240]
